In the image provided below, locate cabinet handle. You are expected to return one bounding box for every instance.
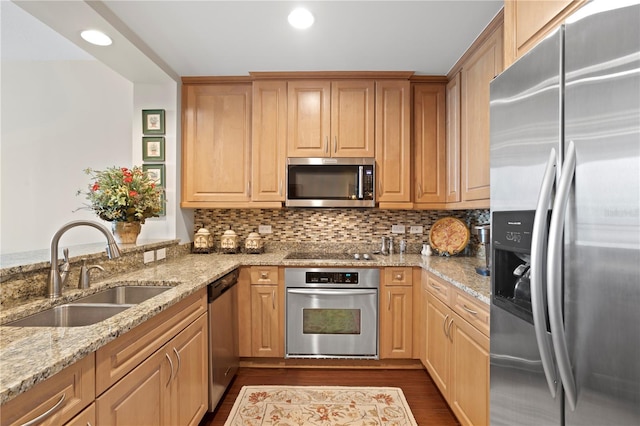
[447,318,455,342]
[173,347,181,377]
[417,182,423,199]
[21,393,65,426]
[378,179,383,197]
[260,271,269,279]
[430,283,441,291]
[462,304,478,316]
[325,136,329,153]
[279,179,283,196]
[334,136,337,153]
[247,181,251,196]
[165,353,174,387]
[272,290,276,310]
[395,274,403,281]
[387,291,391,310]
[443,314,450,338]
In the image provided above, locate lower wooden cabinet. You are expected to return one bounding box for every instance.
[66,403,95,426]
[380,267,413,359]
[421,271,489,426]
[0,355,95,426]
[96,314,208,426]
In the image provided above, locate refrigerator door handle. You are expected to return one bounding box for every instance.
[531,147,559,398]
[548,140,578,411]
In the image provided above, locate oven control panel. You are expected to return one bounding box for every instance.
[305,272,358,284]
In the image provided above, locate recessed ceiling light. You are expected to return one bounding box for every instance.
[288,7,314,29]
[80,30,112,46]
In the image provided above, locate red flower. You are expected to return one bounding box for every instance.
[129,190,138,197]
[121,167,129,173]
[91,183,100,191]
[124,176,133,184]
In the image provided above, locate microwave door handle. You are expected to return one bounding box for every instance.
[358,166,364,199]
[531,147,559,398]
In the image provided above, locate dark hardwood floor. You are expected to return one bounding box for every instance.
[199,367,460,426]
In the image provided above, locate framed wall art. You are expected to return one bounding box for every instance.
[142,136,165,162]
[143,164,165,188]
[142,109,165,135]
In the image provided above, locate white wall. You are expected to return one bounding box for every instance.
[1,59,134,253]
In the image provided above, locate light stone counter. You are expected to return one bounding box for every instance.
[0,251,489,405]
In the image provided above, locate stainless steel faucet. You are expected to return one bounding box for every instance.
[49,220,121,299]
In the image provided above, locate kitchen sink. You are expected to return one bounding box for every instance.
[4,285,173,327]
[5,304,131,327]
[71,285,173,305]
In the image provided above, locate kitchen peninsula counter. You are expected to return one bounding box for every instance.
[0,251,489,405]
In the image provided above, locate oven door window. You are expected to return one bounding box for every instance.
[302,308,361,335]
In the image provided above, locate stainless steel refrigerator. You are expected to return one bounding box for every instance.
[489,1,640,425]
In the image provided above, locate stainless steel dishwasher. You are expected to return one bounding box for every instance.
[207,268,239,411]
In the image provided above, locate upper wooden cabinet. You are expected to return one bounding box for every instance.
[445,74,461,204]
[375,80,412,208]
[413,82,447,208]
[251,81,287,203]
[459,16,503,206]
[504,0,587,68]
[182,81,252,207]
[287,80,375,158]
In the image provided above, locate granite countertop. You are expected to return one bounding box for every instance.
[0,251,489,405]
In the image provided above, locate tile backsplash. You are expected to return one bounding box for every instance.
[195,208,490,255]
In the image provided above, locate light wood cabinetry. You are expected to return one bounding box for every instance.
[0,355,95,426]
[66,403,95,426]
[375,80,412,208]
[504,0,587,68]
[421,271,490,426]
[95,289,208,426]
[380,267,413,359]
[241,266,283,357]
[182,80,252,207]
[446,12,503,209]
[287,80,375,158]
[251,80,287,203]
[413,81,447,208]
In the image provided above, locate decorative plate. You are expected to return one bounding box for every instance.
[429,217,470,255]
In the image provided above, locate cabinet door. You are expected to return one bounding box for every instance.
[446,73,461,203]
[252,81,287,202]
[460,24,503,202]
[251,284,282,357]
[96,348,171,426]
[413,83,447,205]
[65,403,95,426]
[182,84,252,205]
[170,314,208,426]
[425,293,451,398]
[380,285,413,359]
[450,312,490,426]
[287,81,331,157]
[375,80,411,207]
[504,0,586,67]
[331,80,375,157]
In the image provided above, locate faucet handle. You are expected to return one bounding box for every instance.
[78,259,105,289]
[59,248,71,285]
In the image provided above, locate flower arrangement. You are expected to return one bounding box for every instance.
[78,166,163,223]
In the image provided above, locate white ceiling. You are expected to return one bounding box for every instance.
[7,0,504,81]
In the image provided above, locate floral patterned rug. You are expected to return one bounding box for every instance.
[224,385,418,426]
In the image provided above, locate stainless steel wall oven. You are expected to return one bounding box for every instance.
[285,267,379,359]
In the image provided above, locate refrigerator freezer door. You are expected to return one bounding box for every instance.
[489,29,563,425]
[563,3,640,425]
[489,29,562,213]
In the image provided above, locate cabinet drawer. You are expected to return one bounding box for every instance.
[250,266,279,285]
[96,289,207,395]
[1,354,95,426]
[426,273,451,304]
[384,267,413,286]
[66,403,95,426]
[451,288,489,337]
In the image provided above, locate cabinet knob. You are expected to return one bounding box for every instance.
[395,274,403,281]
[260,272,269,279]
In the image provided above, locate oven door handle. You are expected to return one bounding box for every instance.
[287,288,378,296]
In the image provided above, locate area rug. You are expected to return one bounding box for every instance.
[224,385,418,426]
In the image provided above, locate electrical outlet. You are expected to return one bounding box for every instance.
[258,225,272,234]
[156,248,166,260]
[410,225,424,234]
[391,224,406,234]
[143,251,155,264]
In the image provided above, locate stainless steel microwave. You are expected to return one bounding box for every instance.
[286,158,375,207]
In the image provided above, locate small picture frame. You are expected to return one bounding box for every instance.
[142,109,165,135]
[158,192,167,217]
[143,164,165,188]
[142,137,165,162]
